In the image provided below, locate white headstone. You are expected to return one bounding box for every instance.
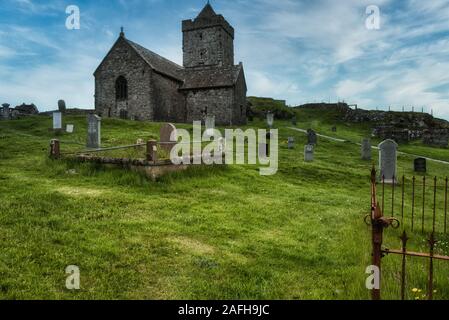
[304,144,314,162]
[66,124,74,133]
[378,139,398,184]
[160,123,177,153]
[267,113,274,128]
[87,114,101,148]
[53,112,62,130]
[205,115,215,136]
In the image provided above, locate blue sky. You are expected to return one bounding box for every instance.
[1,0,449,119]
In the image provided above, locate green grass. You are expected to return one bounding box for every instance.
[1,113,449,300]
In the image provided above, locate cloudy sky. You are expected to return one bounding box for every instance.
[1,0,449,119]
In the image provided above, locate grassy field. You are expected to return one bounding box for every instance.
[1,111,449,300]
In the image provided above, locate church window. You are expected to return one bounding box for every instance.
[115,76,128,100]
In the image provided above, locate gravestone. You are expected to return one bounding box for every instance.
[361,138,372,160]
[414,158,427,173]
[66,124,74,133]
[53,112,62,130]
[304,144,314,162]
[378,139,398,184]
[205,115,215,136]
[87,114,101,148]
[58,100,66,113]
[288,137,295,149]
[267,112,274,128]
[160,123,177,153]
[307,129,317,145]
[291,116,297,126]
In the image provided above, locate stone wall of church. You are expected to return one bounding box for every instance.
[183,26,234,68]
[185,88,235,125]
[95,38,154,121]
[152,72,186,123]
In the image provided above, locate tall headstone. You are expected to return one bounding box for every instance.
[378,139,398,184]
[267,112,274,128]
[414,158,427,173]
[160,123,177,153]
[1,103,10,120]
[307,129,317,145]
[361,138,372,160]
[87,114,101,148]
[205,115,215,136]
[58,100,67,113]
[53,112,62,130]
[304,144,314,162]
[288,137,295,149]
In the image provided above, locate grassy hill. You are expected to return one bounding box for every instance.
[1,111,449,300]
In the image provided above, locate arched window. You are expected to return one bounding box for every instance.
[115,76,128,100]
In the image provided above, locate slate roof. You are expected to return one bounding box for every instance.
[180,64,243,90]
[197,3,217,19]
[125,39,184,81]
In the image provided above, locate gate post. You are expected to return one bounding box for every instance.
[371,167,383,300]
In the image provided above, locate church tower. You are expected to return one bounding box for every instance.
[182,2,234,68]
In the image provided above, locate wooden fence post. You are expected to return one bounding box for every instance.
[146,140,158,164]
[50,139,60,159]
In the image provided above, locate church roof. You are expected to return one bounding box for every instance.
[197,3,217,19]
[126,39,184,81]
[180,64,244,90]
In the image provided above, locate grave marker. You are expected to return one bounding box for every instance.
[378,139,398,184]
[361,138,372,160]
[288,137,295,149]
[304,144,314,162]
[160,123,177,153]
[307,129,317,145]
[267,112,274,128]
[66,124,74,133]
[53,112,62,130]
[414,158,427,173]
[87,114,101,148]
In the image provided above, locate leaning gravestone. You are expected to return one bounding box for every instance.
[160,123,177,153]
[58,100,66,113]
[304,144,314,162]
[288,137,295,149]
[307,129,317,145]
[361,138,372,160]
[267,112,274,128]
[414,158,427,173]
[53,112,62,130]
[378,139,398,184]
[87,114,101,148]
[205,115,215,136]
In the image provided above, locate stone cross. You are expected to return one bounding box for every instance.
[53,112,62,130]
[307,129,317,145]
[160,123,177,153]
[361,138,372,161]
[267,112,274,128]
[378,139,398,184]
[205,115,215,136]
[58,100,66,113]
[304,144,314,162]
[414,158,427,173]
[87,114,101,148]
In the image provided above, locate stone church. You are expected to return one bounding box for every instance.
[94,3,247,125]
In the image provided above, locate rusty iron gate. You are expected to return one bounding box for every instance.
[366,167,449,300]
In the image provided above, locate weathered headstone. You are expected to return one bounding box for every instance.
[267,112,274,128]
[205,115,215,136]
[58,100,66,113]
[291,116,297,126]
[414,158,427,173]
[1,103,10,120]
[53,112,62,130]
[288,137,295,149]
[87,114,101,148]
[66,124,74,133]
[307,129,317,145]
[378,139,398,184]
[304,144,314,162]
[160,123,177,153]
[361,138,372,160]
